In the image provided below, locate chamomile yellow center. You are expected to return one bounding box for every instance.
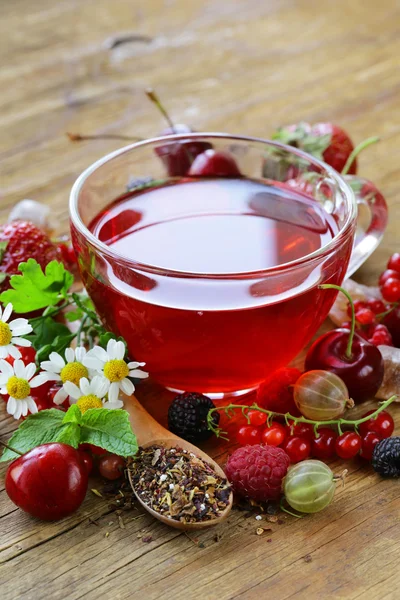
[0,321,12,346]
[60,361,88,385]
[6,376,30,400]
[103,359,129,383]
[77,394,103,414]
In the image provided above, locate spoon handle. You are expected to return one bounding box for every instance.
[123,394,171,446]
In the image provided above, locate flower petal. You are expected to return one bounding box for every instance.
[49,352,65,369]
[75,347,87,363]
[65,347,75,364]
[129,369,148,379]
[40,360,61,374]
[114,341,125,360]
[106,338,117,357]
[14,401,23,420]
[10,324,33,336]
[103,399,124,410]
[2,304,13,323]
[14,359,25,379]
[21,399,29,417]
[11,336,31,347]
[30,373,49,388]
[9,317,30,330]
[80,377,90,395]
[120,377,134,396]
[7,396,16,416]
[127,361,146,369]
[0,359,14,378]
[0,347,8,359]
[108,382,119,403]
[26,396,38,414]
[24,362,36,382]
[92,376,109,399]
[7,345,21,359]
[88,345,109,362]
[54,387,68,404]
[82,357,104,371]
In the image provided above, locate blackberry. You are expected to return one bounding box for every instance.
[372,437,400,477]
[168,392,219,443]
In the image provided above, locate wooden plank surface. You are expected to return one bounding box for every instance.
[1,1,400,598]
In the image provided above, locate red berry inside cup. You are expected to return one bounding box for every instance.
[188,150,241,177]
[5,443,88,521]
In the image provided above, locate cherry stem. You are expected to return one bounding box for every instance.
[66,132,143,143]
[0,440,23,457]
[145,88,176,131]
[207,395,397,439]
[341,136,379,176]
[319,283,355,358]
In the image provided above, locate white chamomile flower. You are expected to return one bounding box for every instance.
[63,375,120,413]
[83,339,148,404]
[40,346,90,405]
[0,303,33,359]
[0,359,48,420]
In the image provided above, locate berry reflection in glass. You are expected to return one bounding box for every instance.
[70,136,358,397]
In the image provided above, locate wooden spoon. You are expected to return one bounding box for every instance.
[123,394,233,530]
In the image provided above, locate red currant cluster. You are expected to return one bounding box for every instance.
[236,409,394,463]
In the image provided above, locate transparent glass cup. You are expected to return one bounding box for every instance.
[70,133,387,397]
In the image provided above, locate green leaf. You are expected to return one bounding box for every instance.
[63,404,82,425]
[31,317,71,350]
[0,240,9,264]
[65,307,83,322]
[80,409,138,457]
[0,259,74,313]
[0,409,66,461]
[55,423,81,448]
[72,292,98,321]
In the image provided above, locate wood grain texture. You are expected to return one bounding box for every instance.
[1,0,400,598]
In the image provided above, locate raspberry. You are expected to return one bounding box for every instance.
[0,220,59,290]
[225,444,290,501]
[167,392,219,443]
[372,437,400,477]
[257,368,302,415]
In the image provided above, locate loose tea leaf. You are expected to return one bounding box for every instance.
[127,445,231,524]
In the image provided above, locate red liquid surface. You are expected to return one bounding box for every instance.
[77,178,353,394]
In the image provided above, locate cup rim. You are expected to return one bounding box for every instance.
[69,132,357,279]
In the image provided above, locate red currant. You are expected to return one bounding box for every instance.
[237,425,261,445]
[358,410,394,439]
[312,428,337,460]
[247,409,268,427]
[286,422,314,441]
[282,436,311,463]
[356,308,376,325]
[370,328,393,347]
[366,299,386,315]
[381,278,400,303]
[347,300,366,317]
[78,451,94,475]
[98,454,126,480]
[261,422,286,446]
[360,431,382,460]
[379,269,400,287]
[335,431,361,459]
[387,253,400,273]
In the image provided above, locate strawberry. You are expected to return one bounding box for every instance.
[0,220,60,290]
[272,122,357,174]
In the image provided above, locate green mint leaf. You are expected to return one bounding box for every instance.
[0,409,66,461]
[31,318,71,349]
[80,409,138,457]
[55,423,81,448]
[0,259,74,313]
[63,404,82,425]
[0,240,9,264]
[65,307,83,322]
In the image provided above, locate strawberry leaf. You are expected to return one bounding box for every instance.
[0,259,74,313]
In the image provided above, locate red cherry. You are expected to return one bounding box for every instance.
[282,436,310,463]
[305,329,384,402]
[379,269,400,287]
[98,454,126,480]
[188,150,241,177]
[381,278,400,303]
[312,428,337,460]
[237,425,261,446]
[366,299,386,315]
[383,305,400,346]
[356,308,376,325]
[5,443,88,521]
[78,451,94,475]
[155,126,212,177]
[261,422,286,447]
[387,253,400,273]
[360,431,382,460]
[247,409,268,427]
[335,431,361,459]
[358,410,394,439]
[79,443,107,457]
[347,300,367,317]
[370,328,393,347]
[286,422,314,441]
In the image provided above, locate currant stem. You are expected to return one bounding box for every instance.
[207,395,397,439]
[341,136,379,176]
[145,88,176,131]
[0,440,23,457]
[66,132,143,143]
[319,283,355,358]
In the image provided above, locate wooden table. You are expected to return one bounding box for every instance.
[1,1,400,598]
